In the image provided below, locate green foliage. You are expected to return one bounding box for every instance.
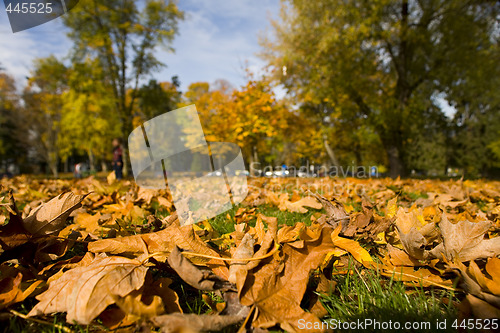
[136,77,181,121]
[263,0,499,177]
[59,59,121,169]
[22,56,69,177]
[63,0,184,139]
[0,70,24,166]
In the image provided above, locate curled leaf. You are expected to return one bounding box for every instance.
[23,192,88,236]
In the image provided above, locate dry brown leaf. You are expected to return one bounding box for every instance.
[431,215,500,262]
[147,277,182,314]
[74,212,102,233]
[0,273,43,310]
[394,207,436,260]
[280,196,322,213]
[485,258,500,296]
[237,227,336,332]
[113,291,165,319]
[89,215,229,279]
[167,246,221,291]
[450,262,500,311]
[0,192,31,251]
[308,272,336,318]
[136,188,157,205]
[382,265,453,289]
[23,192,88,236]
[462,294,500,320]
[152,313,244,333]
[157,196,172,209]
[343,199,373,237]
[313,193,350,231]
[386,244,422,267]
[228,233,255,284]
[331,225,374,268]
[28,254,148,325]
[277,223,304,244]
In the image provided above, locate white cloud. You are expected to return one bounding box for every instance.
[0,8,71,89]
[155,0,280,91]
[0,0,281,93]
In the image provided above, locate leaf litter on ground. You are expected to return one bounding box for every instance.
[0,176,499,332]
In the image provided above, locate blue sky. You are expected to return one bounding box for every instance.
[0,0,280,92]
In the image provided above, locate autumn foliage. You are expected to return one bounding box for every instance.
[0,175,499,331]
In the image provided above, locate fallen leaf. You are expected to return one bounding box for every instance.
[431,215,500,262]
[462,294,500,320]
[89,214,229,279]
[237,227,336,332]
[394,207,436,260]
[0,273,43,310]
[28,254,148,325]
[23,192,88,236]
[313,193,350,232]
[74,212,102,233]
[331,225,374,268]
[113,291,165,319]
[281,196,322,213]
[152,313,244,333]
[228,233,255,284]
[167,246,223,291]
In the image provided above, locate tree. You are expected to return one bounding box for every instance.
[446,36,500,177]
[182,78,292,168]
[23,56,68,177]
[63,0,184,174]
[136,77,181,121]
[0,69,25,172]
[59,59,121,171]
[262,0,499,177]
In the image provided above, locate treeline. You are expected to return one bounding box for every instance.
[0,0,499,178]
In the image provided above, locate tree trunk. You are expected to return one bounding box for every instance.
[48,151,58,178]
[323,135,340,168]
[248,146,260,176]
[87,149,95,172]
[387,145,404,178]
[121,137,130,177]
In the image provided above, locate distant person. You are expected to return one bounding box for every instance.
[112,138,123,180]
[74,162,88,178]
[74,163,82,178]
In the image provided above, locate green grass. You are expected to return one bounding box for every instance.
[207,203,322,236]
[319,262,459,333]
